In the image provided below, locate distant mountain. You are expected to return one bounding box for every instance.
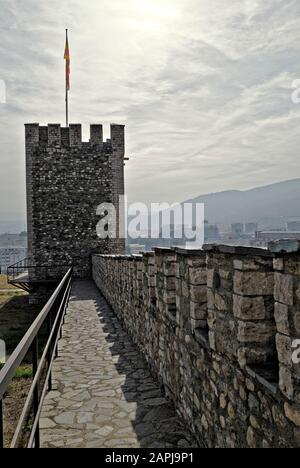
[0,219,26,234]
[185,178,300,230]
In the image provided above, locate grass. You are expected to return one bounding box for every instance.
[0,275,48,446]
[14,365,33,380]
[0,361,34,447]
[3,375,33,447]
[0,291,26,310]
[0,274,19,290]
[0,295,41,354]
[0,363,33,380]
[0,274,26,310]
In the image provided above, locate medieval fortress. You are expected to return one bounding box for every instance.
[25,123,300,448]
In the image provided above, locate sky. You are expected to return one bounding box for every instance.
[1,0,300,230]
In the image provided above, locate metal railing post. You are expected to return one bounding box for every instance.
[0,267,73,449]
[32,337,40,449]
[47,313,53,392]
[0,400,3,449]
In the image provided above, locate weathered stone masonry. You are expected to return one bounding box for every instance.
[92,242,300,448]
[25,123,125,278]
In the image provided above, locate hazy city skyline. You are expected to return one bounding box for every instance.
[1,0,300,228]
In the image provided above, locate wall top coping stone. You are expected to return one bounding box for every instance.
[94,239,300,260]
[94,254,134,260]
[142,252,155,257]
[268,239,300,254]
[203,243,273,257]
[153,247,175,253]
[174,247,206,257]
[154,246,206,256]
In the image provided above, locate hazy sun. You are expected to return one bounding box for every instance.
[133,0,178,19]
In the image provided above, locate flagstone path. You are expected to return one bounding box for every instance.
[40,280,196,448]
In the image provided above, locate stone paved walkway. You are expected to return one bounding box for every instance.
[40,281,196,448]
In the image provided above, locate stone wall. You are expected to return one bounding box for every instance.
[92,242,300,448]
[25,123,126,279]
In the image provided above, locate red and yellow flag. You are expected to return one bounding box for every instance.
[64,30,70,91]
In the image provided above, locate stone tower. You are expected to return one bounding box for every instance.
[25,123,126,278]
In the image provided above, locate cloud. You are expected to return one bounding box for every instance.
[0,0,300,228]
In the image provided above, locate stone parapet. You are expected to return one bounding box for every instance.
[92,244,300,448]
[269,240,300,414]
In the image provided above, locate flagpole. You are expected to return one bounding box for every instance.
[66,84,69,128]
[65,29,69,128]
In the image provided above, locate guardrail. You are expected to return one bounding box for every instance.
[7,258,72,285]
[0,267,73,448]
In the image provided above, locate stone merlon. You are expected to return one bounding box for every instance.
[25,123,125,153]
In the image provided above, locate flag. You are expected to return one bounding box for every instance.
[64,31,70,91]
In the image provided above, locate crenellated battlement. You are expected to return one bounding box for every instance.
[25,121,126,283]
[92,241,300,448]
[25,123,125,154]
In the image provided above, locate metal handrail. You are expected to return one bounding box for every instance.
[7,258,72,284]
[8,258,72,269]
[7,257,33,268]
[0,266,73,448]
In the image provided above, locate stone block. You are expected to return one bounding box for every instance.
[234,271,274,296]
[163,262,176,277]
[209,331,216,350]
[163,289,176,304]
[273,258,284,271]
[69,124,82,146]
[238,346,273,368]
[207,289,214,310]
[191,302,207,320]
[207,309,216,329]
[274,302,290,336]
[207,269,215,289]
[191,318,207,331]
[214,293,228,312]
[48,124,61,146]
[190,285,207,303]
[189,267,206,285]
[274,273,294,306]
[279,366,294,400]
[276,333,292,367]
[281,256,300,276]
[284,403,300,427]
[164,276,176,290]
[247,426,256,448]
[294,312,300,335]
[233,295,266,320]
[234,258,271,271]
[181,280,189,298]
[238,321,275,344]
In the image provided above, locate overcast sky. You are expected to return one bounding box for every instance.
[1,0,300,230]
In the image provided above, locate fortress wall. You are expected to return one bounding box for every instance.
[93,242,300,448]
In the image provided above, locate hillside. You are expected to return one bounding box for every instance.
[185,178,300,229]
